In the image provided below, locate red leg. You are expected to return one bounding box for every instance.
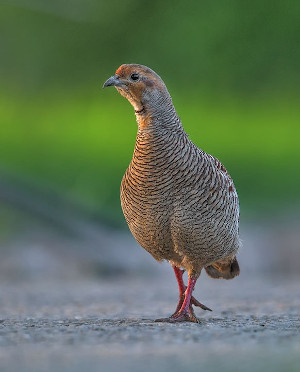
[155,266,212,323]
[171,276,198,322]
[171,267,186,316]
[171,266,212,318]
[173,266,186,295]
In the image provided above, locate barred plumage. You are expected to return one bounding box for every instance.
[103,64,241,322]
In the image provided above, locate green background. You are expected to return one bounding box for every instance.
[1,0,299,227]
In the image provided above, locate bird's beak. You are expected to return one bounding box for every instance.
[102,75,120,88]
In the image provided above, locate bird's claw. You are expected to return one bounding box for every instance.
[155,309,200,324]
[155,295,210,323]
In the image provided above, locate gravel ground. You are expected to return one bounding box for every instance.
[0,206,299,371]
[0,270,299,372]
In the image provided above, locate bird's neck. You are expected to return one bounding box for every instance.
[133,105,187,160]
[135,97,184,134]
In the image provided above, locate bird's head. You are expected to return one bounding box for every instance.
[103,64,171,117]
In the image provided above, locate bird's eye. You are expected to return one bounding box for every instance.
[130,73,140,81]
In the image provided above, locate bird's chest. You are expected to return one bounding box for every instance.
[120,158,176,257]
[120,157,173,218]
[120,137,180,237]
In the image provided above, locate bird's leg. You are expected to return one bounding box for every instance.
[171,266,212,319]
[170,276,199,322]
[171,266,186,316]
[155,267,212,323]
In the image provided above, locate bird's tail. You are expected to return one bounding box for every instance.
[205,256,240,280]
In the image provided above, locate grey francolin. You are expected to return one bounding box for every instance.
[103,64,240,323]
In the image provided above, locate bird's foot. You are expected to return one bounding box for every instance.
[155,300,209,323]
[155,273,212,324]
[171,302,200,323]
[171,294,212,317]
[155,308,200,324]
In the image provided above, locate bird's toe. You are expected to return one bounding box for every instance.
[191,296,212,311]
[155,311,200,324]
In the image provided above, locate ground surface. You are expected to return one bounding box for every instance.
[0,271,299,372]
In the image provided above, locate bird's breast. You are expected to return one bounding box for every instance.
[120,130,239,262]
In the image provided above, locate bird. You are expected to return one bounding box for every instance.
[103,64,240,323]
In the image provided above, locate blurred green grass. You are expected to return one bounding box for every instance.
[1,88,299,225]
[1,0,299,226]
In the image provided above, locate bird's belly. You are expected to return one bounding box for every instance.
[169,189,240,265]
[170,213,239,267]
[120,166,240,267]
